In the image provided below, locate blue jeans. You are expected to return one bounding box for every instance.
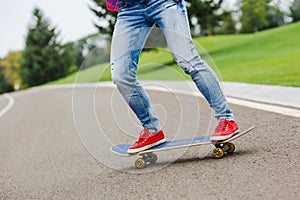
[110,0,234,133]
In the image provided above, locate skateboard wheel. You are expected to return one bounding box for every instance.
[212,148,225,159]
[151,153,158,163]
[226,142,235,154]
[135,158,146,169]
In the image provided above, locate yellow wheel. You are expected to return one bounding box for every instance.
[226,142,235,154]
[135,158,146,169]
[212,148,225,159]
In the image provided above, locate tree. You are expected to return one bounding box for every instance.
[90,0,117,36]
[240,0,288,32]
[215,11,237,34]
[21,8,74,87]
[290,0,300,22]
[265,2,285,29]
[65,33,112,70]
[66,39,87,69]
[264,0,288,30]
[240,0,270,33]
[187,0,225,36]
[1,51,22,90]
[0,65,14,94]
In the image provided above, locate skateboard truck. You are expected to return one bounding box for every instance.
[212,142,235,159]
[135,152,158,169]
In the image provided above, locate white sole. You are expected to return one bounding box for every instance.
[127,138,166,154]
[210,130,239,142]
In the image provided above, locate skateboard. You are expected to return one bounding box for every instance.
[111,126,256,169]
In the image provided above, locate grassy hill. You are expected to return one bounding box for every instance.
[49,22,300,87]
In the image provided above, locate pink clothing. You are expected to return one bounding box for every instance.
[106,0,120,12]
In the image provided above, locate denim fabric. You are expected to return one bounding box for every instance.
[110,0,234,133]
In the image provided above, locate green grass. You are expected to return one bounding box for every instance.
[196,22,300,86]
[49,22,300,87]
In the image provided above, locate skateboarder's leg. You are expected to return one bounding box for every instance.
[110,8,161,133]
[154,1,233,121]
[153,0,239,140]
[111,5,167,153]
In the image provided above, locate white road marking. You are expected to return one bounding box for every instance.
[0,94,15,118]
[145,86,300,118]
[40,83,300,118]
[227,97,300,118]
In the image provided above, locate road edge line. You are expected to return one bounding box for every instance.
[0,94,15,118]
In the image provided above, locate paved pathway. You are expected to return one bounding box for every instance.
[0,82,299,199]
[138,80,300,109]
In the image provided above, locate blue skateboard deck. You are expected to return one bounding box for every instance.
[111,126,256,157]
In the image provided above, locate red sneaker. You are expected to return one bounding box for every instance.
[210,119,239,142]
[127,128,166,154]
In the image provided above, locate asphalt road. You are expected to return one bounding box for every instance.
[0,85,299,199]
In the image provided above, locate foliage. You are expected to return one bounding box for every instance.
[265,2,285,29]
[186,0,225,36]
[1,51,22,90]
[66,33,111,70]
[240,0,269,33]
[0,65,14,94]
[90,0,117,36]
[215,11,237,34]
[290,0,300,22]
[21,8,74,87]
[239,0,287,33]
